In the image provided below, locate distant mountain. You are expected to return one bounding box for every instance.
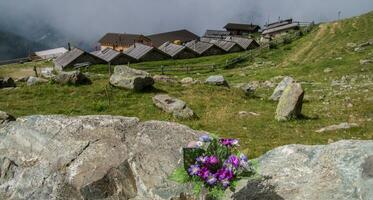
[0,30,48,60]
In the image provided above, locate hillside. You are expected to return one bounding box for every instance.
[0,11,372,158]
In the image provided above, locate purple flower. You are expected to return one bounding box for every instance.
[219,138,239,147]
[240,154,248,162]
[199,135,212,142]
[221,179,230,188]
[188,164,200,176]
[187,141,203,148]
[197,167,210,180]
[196,156,208,164]
[206,156,219,166]
[216,167,234,181]
[239,154,249,167]
[226,155,240,168]
[206,174,217,185]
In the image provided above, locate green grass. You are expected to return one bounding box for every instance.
[0,12,372,158]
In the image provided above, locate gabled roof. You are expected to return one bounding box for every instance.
[200,37,243,52]
[34,47,68,59]
[91,48,121,62]
[158,42,187,57]
[54,48,85,67]
[147,29,200,47]
[204,30,231,38]
[98,33,150,46]
[185,40,215,55]
[124,43,169,60]
[265,19,293,29]
[262,23,299,35]
[224,36,259,50]
[224,23,260,31]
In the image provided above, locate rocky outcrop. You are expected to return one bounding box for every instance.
[52,71,91,85]
[0,111,15,124]
[205,75,229,87]
[26,76,49,86]
[152,94,195,119]
[110,65,154,91]
[0,77,16,88]
[269,76,294,101]
[230,140,373,200]
[275,82,304,121]
[0,115,203,200]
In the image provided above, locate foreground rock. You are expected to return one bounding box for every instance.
[152,94,195,119]
[0,115,204,200]
[315,122,359,133]
[230,140,373,200]
[26,76,49,86]
[52,71,91,85]
[269,76,294,101]
[0,111,15,124]
[275,82,304,121]
[0,77,16,88]
[205,75,229,87]
[240,83,256,97]
[110,65,154,91]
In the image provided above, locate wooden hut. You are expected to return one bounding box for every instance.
[203,30,231,39]
[31,47,68,60]
[200,38,244,53]
[98,33,152,51]
[53,48,106,71]
[91,48,136,65]
[158,42,198,59]
[124,43,170,62]
[223,23,260,35]
[147,29,200,47]
[185,40,225,56]
[224,36,260,50]
[262,19,299,37]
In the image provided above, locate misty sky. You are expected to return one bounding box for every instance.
[1,0,372,43]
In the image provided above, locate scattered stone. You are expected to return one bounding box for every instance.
[324,68,333,73]
[26,76,49,86]
[275,82,304,121]
[152,94,195,119]
[346,42,357,48]
[360,59,373,65]
[230,140,373,200]
[0,110,15,124]
[15,76,30,82]
[248,112,260,116]
[354,47,364,52]
[269,76,294,101]
[40,67,55,79]
[205,75,229,87]
[347,103,353,108]
[153,75,177,83]
[180,77,199,85]
[238,111,248,117]
[0,115,204,200]
[241,84,256,96]
[0,77,16,88]
[110,66,154,91]
[53,71,91,85]
[315,122,358,133]
[263,80,275,88]
[335,57,343,60]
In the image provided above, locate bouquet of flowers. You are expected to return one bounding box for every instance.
[170,134,257,199]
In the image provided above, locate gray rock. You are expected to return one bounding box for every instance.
[346,42,357,48]
[205,75,229,87]
[315,122,358,133]
[40,67,55,79]
[153,75,177,84]
[229,140,373,200]
[152,94,195,119]
[0,115,203,200]
[0,77,16,88]
[26,76,49,86]
[180,77,200,85]
[52,71,91,85]
[269,76,294,101]
[360,59,373,65]
[275,82,304,121]
[324,68,333,73]
[0,111,15,124]
[110,66,154,91]
[241,84,256,96]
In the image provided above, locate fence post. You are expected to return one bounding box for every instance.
[186,65,189,74]
[108,62,112,75]
[161,65,164,75]
[33,65,38,77]
[211,65,215,72]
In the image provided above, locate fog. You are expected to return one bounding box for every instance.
[1,0,372,46]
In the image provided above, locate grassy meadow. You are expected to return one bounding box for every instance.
[1,12,372,158]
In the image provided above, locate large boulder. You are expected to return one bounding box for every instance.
[110,66,154,91]
[275,82,304,121]
[26,76,49,86]
[0,111,15,124]
[230,140,373,200]
[205,75,229,87]
[52,71,91,85]
[0,115,204,200]
[0,77,16,88]
[241,83,256,97]
[152,94,195,119]
[269,76,294,101]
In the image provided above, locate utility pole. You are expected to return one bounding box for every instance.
[338,11,342,20]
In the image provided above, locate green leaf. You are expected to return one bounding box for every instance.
[208,187,225,199]
[192,181,203,196]
[183,148,205,170]
[169,167,190,183]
